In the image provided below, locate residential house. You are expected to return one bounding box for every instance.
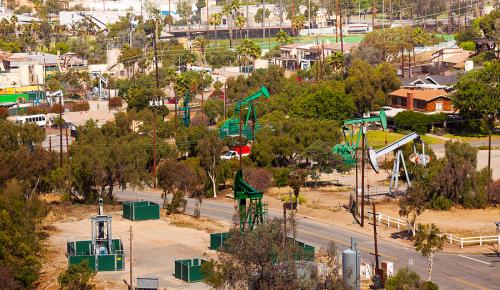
[388,88,453,113]
[401,74,458,92]
[0,52,87,87]
[275,42,358,71]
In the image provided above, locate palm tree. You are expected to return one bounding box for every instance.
[291,14,306,36]
[235,14,246,44]
[194,35,209,64]
[411,27,430,64]
[222,0,241,48]
[236,39,261,69]
[276,29,291,45]
[209,13,222,47]
[327,51,345,73]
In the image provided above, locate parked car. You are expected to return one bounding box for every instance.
[220,145,251,160]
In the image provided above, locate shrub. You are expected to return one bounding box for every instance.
[49,103,64,113]
[58,261,95,290]
[243,167,272,192]
[0,107,8,119]
[273,167,290,188]
[394,111,446,134]
[431,196,453,210]
[71,101,90,112]
[280,194,307,205]
[108,97,123,110]
[27,106,48,115]
[206,48,236,68]
[459,41,476,51]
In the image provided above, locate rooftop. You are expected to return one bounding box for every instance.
[389,88,450,102]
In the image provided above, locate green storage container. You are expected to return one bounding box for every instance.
[0,93,28,104]
[123,201,160,221]
[209,232,230,250]
[174,258,208,283]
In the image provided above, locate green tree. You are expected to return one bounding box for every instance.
[453,60,499,132]
[197,133,224,197]
[177,0,194,37]
[291,86,355,121]
[203,98,224,125]
[157,159,197,214]
[413,223,446,281]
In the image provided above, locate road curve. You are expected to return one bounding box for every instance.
[117,190,499,290]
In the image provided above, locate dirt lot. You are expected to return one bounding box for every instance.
[39,203,229,290]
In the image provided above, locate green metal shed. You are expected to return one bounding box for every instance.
[209,232,230,250]
[123,201,160,221]
[174,258,208,283]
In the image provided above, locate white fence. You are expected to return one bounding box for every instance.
[366,211,500,248]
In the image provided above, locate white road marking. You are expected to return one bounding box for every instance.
[459,255,491,265]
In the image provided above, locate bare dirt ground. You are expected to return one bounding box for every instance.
[261,180,500,253]
[39,201,229,290]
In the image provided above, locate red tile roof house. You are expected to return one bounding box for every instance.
[388,89,454,113]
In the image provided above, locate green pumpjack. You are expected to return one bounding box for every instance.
[332,109,387,165]
[219,86,270,141]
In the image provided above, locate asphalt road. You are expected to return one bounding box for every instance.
[117,190,499,289]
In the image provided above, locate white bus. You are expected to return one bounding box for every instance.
[15,114,47,127]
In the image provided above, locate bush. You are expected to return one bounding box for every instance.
[431,196,453,210]
[385,267,438,290]
[394,111,446,134]
[459,41,476,51]
[27,106,48,115]
[49,103,64,113]
[14,5,32,14]
[108,97,123,110]
[71,101,90,112]
[273,167,290,188]
[0,107,8,119]
[280,194,307,205]
[58,261,95,290]
[206,48,236,68]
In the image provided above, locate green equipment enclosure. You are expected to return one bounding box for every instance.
[209,232,230,250]
[67,239,125,271]
[286,237,315,261]
[174,258,208,282]
[122,201,160,221]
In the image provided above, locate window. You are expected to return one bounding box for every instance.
[435,102,443,111]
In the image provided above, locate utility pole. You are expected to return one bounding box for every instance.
[372,0,375,29]
[488,116,492,202]
[49,136,52,152]
[65,127,69,159]
[361,126,366,227]
[223,82,227,120]
[279,0,283,29]
[355,148,359,213]
[129,226,133,290]
[308,0,311,36]
[152,21,160,188]
[59,93,63,167]
[372,202,380,271]
[340,4,344,53]
[401,45,405,78]
[335,0,339,43]
[263,0,266,45]
[448,0,452,34]
[239,99,243,171]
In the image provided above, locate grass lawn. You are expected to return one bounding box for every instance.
[443,133,500,143]
[208,34,364,50]
[366,130,444,148]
